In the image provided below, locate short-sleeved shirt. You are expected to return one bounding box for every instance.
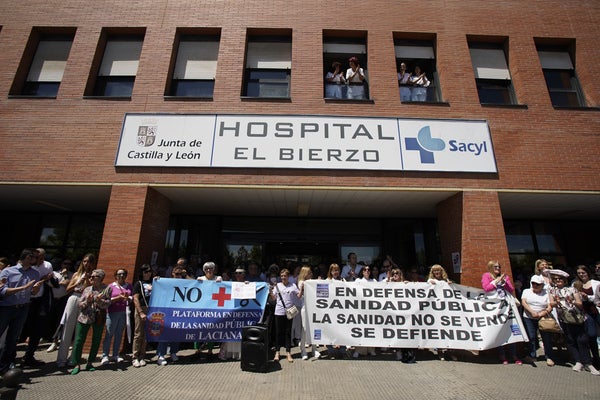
[0,264,40,306]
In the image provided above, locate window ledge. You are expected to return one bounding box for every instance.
[324,98,375,104]
[240,96,291,102]
[481,103,528,109]
[552,105,600,111]
[164,96,213,101]
[400,100,450,107]
[8,95,57,99]
[82,96,132,101]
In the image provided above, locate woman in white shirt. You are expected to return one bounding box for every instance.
[521,275,555,366]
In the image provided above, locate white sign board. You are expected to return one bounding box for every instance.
[116,114,497,173]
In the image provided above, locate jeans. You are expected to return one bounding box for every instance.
[102,311,126,358]
[0,305,29,371]
[157,342,180,357]
[522,317,554,360]
[561,321,592,365]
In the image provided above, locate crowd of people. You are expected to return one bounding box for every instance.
[324,56,431,101]
[2,248,600,378]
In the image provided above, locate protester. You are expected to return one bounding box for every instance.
[521,275,555,366]
[271,268,299,363]
[132,265,153,367]
[0,249,41,374]
[56,253,95,368]
[70,269,111,375]
[101,268,132,365]
[481,260,522,365]
[156,266,183,365]
[325,263,347,359]
[353,265,377,358]
[296,265,320,360]
[549,268,599,374]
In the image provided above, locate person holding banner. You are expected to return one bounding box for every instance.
[427,264,453,285]
[521,275,555,366]
[101,268,132,365]
[132,265,153,368]
[427,264,453,361]
[353,265,377,358]
[325,263,348,359]
[297,265,320,360]
[156,267,183,365]
[271,268,299,363]
[385,268,415,363]
[481,260,522,365]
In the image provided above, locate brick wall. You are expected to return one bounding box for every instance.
[0,0,598,192]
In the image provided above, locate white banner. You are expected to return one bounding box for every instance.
[115,114,497,173]
[304,280,528,351]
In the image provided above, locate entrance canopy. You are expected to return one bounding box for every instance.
[0,183,599,220]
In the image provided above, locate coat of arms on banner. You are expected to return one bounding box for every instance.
[137,125,157,147]
[148,311,165,337]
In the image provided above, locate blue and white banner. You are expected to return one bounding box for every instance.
[116,114,497,173]
[304,280,528,351]
[147,279,268,342]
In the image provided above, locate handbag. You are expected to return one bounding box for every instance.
[277,284,299,320]
[557,303,585,325]
[538,316,562,333]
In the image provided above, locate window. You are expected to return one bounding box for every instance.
[323,33,368,100]
[10,28,75,98]
[91,34,144,97]
[394,38,440,102]
[537,44,585,107]
[243,33,291,98]
[167,33,220,98]
[469,42,516,105]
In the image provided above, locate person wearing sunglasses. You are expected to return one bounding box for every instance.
[521,274,555,366]
[70,269,111,375]
[101,268,132,366]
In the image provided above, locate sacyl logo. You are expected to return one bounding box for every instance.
[404,126,445,164]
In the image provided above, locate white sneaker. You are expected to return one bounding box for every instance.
[314,350,321,359]
[46,342,58,352]
[302,355,309,360]
[352,351,359,358]
[573,362,584,372]
[100,356,110,365]
[170,354,179,362]
[139,359,146,367]
[113,356,124,363]
[132,359,141,368]
[586,364,600,376]
[157,356,167,366]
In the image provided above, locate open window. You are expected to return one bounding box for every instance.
[394,36,440,102]
[167,30,220,98]
[86,29,145,98]
[469,40,516,105]
[536,41,585,108]
[10,28,75,97]
[242,31,291,98]
[323,31,368,100]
